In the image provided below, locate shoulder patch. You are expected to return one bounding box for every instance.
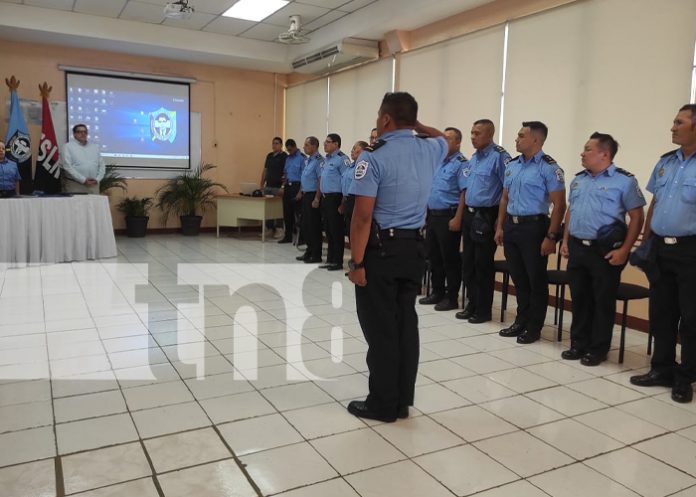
[614,167,634,177]
[457,154,468,162]
[509,155,521,164]
[554,167,565,183]
[575,170,585,176]
[494,145,507,154]
[354,160,369,180]
[661,149,679,158]
[365,139,386,152]
[542,154,557,164]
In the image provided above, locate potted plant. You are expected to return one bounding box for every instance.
[155,163,228,236]
[117,196,153,238]
[100,164,128,195]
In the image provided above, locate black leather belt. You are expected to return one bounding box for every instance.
[429,207,457,216]
[571,236,597,246]
[467,205,498,213]
[655,235,696,245]
[322,192,342,198]
[507,214,547,224]
[379,228,422,240]
[286,181,300,187]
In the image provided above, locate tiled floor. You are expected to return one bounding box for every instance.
[1,233,696,497]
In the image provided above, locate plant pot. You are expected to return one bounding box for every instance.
[125,216,149,238]
[180,215,202,236]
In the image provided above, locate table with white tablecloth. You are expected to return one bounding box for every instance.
[0,194,118,264]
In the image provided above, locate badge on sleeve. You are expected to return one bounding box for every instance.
[555,168,565,183]
[355,160,369,180]
[658,168,665,177]
[462,167,471,178]
[636,183,645,199]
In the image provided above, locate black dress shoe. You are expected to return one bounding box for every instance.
[561,347,584,360]
[319,264,332,269]
[326,264,343,271]
[580,352,607,366]
[398,406,409,419]
[499,322,525,337]
[516,331,540,344]
[304,257,322,263]
[434,300,458,311]
[296,254,309,261]
[630,369,674,387]
[419,294,444,305]
[671,382,694,403]
[455,308,475,320]
[277,238,293,244]
[347,400,397,422]
[468,314,492,324]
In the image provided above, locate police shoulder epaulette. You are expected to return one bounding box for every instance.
[661,149,679,158]
[415,133,429,139]
[575,170,585,176]
[337,151,346,156]
[542,154,557,164]
[365,139,386,152]
[457,154,468,162]
[510,155,521,162]
[494,145,507,154]
[614,167,634,177]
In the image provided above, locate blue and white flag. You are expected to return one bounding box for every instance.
[5,88,33,194]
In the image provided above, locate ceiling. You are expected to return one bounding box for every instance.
[0,0,492,72]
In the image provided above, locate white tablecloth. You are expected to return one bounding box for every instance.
[0,195,118,264]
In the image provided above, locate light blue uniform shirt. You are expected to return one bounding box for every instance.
[301,152,323,192]
[647,149,696,236]
[320,150,350,194]
[341,161,355,196]
[0,158,20,190]
[460,142,510,207]
[568,164,646,239]
[504,150,566,216]
[284,150,305,182]
[349,129,448,229]
[428,151,467,209]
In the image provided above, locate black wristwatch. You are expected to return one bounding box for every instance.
[546,232,562,241]
[348,259,365,270]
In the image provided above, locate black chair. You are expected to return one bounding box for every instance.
[421,259,432,296]
[547,266,570,341]
[615,282,650,363]
[494,259,510,322]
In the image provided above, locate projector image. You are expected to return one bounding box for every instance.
[164,0,195,20]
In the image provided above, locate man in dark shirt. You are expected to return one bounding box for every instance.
[260,137,287,237]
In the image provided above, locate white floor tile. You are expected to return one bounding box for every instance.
[481,395,564,429]
[0,380,51,408]
[283,402,365,440]
[61,442,151,495]
[412,382,471,414]
[313,373,368,402]
[199,390,276,424]
[56,413,138,454]
[524,360,595,384]
[310,427,404,474]
[528,418,623,460]
[73,477,159,497]
[530,462,640,497]
[565,377,645,405]
[472,479,550,497]
[157,460,256,497]
[122,380,194,411]
[0,458,55,496]
[54,390,127,423]
[346,460,454,497]
[51,370,119,398]
[418,358,477,382]
[144,427,231,474]
[261,382,333,411]
[486,368,558,393]
[450,352,516,374]
[635,433,696,477]
[218,413,303,456]
[185,372,254,400]
[442,375,516,404]
[373,415,464,457]
[0,400,53,433]
[131,402,210,438]
[241,442,338,495]
[525,385,608,416]
[275,478,360,497]
[585,447,696,497]
[431,405,518,442]
[617,397,696,431]
[574,407,667,444]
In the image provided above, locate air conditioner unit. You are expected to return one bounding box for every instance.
[291,38,379,75]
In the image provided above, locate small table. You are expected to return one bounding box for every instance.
[215,194,283,241]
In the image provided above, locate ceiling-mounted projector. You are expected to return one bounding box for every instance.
[164,0,195,20]
[277,15,311,44]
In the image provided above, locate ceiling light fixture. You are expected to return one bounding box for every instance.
[222,0,289,22]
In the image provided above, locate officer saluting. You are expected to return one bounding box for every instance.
[560,133,645,366]
[347,92,448,422]
[495,121,566,344]
[631,104,696,403]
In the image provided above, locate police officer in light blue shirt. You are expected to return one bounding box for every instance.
[630,104,696,403]
[297,136,323,263]
[450,119,511,323]
[320,134,351,270]
[278,139,306,244]
[346,92,448,423]
[0,140,21,197]
[495,121,566,345]
[560,132,645,367]
[340,140,368,240]
[419,127,467,311]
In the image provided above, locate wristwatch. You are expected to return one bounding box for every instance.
[546,232,562,241]
[348,259,365,270]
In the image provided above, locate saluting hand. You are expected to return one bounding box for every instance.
[349,268,367,286]
[540,238,556,256]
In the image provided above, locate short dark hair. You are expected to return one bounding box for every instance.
[306,136,319,147]
[371,128,377,132]
[522,121,548,140]
[473,119,496,134]
[285,139,296,148]
[380,92,418,127]
[72,124,87,133]
[327,133,341,147]
[590,132,619,160]
[272,136,283,144]
[356,140,369,149]
[679,104,696,123]
[444,127,462,142]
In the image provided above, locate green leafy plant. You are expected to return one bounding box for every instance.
[100,164,128,194]
[116,196,153,217]
[155,163,228,224]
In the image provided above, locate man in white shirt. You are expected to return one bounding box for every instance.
[62,123,105,194]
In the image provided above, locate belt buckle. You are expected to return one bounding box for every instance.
[467,207,475,213]
[582,240,592,246]
[512,216,519,224]
[664,236,678,245]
